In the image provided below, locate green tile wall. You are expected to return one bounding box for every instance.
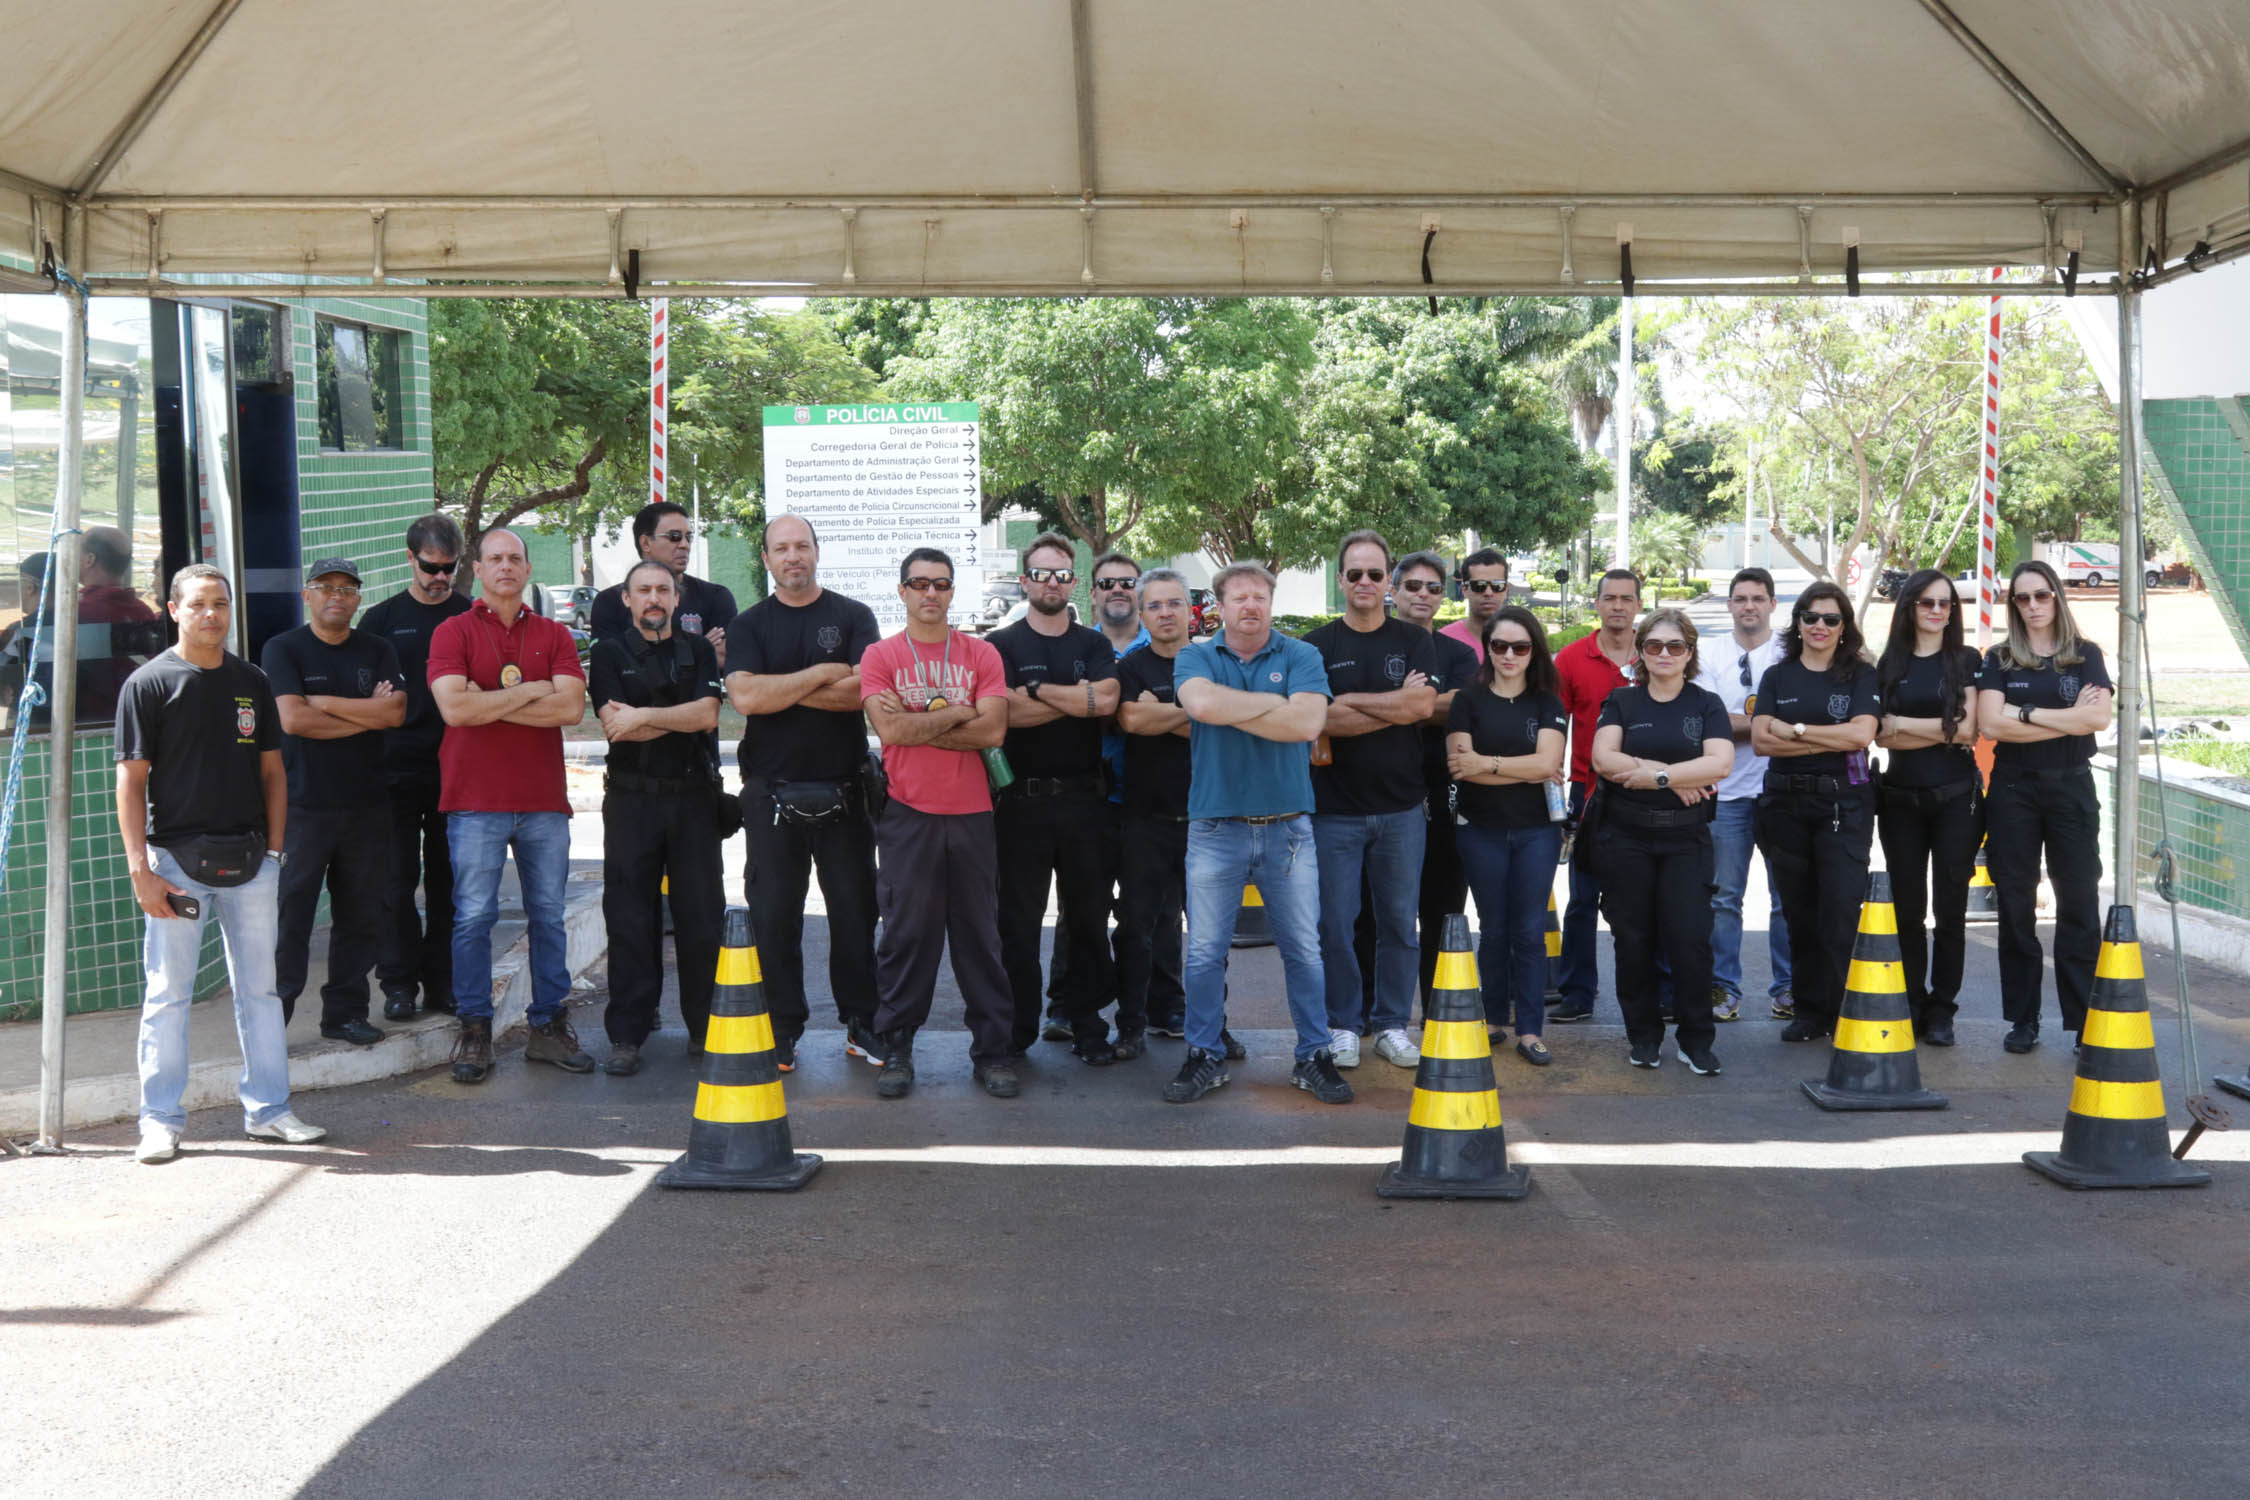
[2099,767,2250,923]
[2140,396,2250,666]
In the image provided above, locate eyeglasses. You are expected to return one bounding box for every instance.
[1796,611,1843,628]
[1462,579,1508,595]
[1026,567,1076,585]
[1491,638,1534,658]
[1915,596,1958,612]
[1642,639,1691,657]
[1397,578,1444,594]
[654,529,695,544]
[1343,568,1387,584]
[1091,575,1140,591]
[309,583,361,599]
[413,555,457,576]
[2012,588,2055,605]
[903,577,955,594]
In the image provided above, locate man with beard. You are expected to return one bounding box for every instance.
[588,500,736,656]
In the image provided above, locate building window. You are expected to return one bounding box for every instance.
[316,317,404,451]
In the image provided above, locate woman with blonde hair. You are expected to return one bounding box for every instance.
[1976,559,2113,1053]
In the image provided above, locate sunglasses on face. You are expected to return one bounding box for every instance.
[414,556,458,575]
[1796,611,1843,628]
[1916,596,1957,612]
[1642,639,1690,657]
[1462,579,1508,595]
[1397,578,1444,594]
[903,577,955,594]
[1025,567,1075,585]
[2012,588,2055,605]
[1738,654,1754,687]
[1342,567,1387,584]
[653,529,695,544]
[1091,575,1139,591]
[1491,638,1534,658]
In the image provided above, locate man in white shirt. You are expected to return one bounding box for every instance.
[1697,567,1793,1021]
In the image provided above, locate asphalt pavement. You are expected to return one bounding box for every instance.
[6,917,2250,1499]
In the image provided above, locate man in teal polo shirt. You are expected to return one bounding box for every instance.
[1163,562,1348,1105]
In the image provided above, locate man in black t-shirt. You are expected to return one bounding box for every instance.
[115,564,326,1163]
[587,500,737,653]
[591,561,725,1074]
[1112,568,1201,1055]
[723,513,884,1068]
[1388,550,1482,1011]
[358,512,473,1020]
[262,557,407,1043]
[1303,531,1437,1071]
[987,532,1122,1060]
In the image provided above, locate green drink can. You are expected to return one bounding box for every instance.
[981,746,1017,792]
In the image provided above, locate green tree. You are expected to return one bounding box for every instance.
[809,297,931,381]
[1633,420,1738,528]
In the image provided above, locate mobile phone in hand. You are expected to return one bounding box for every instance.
[165,891,201,920]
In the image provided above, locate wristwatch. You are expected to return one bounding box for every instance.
[1025,679,1042,702]
[2019,702,2035,724]
[1792,722,1807,739]
[266,849,286,866]
[1655,770,1671,789]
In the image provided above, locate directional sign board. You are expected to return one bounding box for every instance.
[763,402,981,633]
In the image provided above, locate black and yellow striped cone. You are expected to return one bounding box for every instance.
[1964,839,1998,922]
[2024,906,2210,1189]
[1230,884,1274,949]
[1378,913,1531,1200]
[1803,872,1947,1111]
[1542,890,1562,1000]
[656,906,822,1192]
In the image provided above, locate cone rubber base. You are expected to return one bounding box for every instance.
[2021,1150,2208,1190]
[656,1151,823,1191]
[2215,1072,2250,1103]
[1801,1079,1947,1112]
[1377,1162,1531,1200]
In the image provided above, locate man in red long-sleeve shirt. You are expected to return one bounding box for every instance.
[1550,568,1643,1023]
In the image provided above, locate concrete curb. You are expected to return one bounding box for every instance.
[0,874,607,1136]
[2124,880,2250,975]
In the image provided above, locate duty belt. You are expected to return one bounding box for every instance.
[1605,800,1710,831]
[1009,773,1106,799]
[1765,773,1852,796]
[1878,776,1978,810]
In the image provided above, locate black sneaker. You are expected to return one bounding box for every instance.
[774,1035,798,1073]
[1041,1015,1074,1043]
[450,1019,493,1084]
[1290,1049,1355,1104]
[1627,1040,1662,1069]
[525,1015,595,1073]
[1921,1020,1957,1047]
[1679,1043,1722,1076]
[1162,1048,1229,1103]
[1147,1015,1187,1039]
[1221,1029,1246,1061]
[974,1060,1021,1098]
[875,1037,916,1098]
[1073,1033,1117,1067]
[1548,999,1594,1024]
[1111,1029,1146,1061]
[845,1019,887,1066]
[2003,1021,2040,1054]
[1780,1017,1833,1044]
[319,1018,385,1046]
[381,992,418,1023]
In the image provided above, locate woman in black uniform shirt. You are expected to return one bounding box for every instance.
[1874,568,1983,1047]
[1976,559,2113,1053]
[1446,606,1568,1065]
[1752,581,1881,1045]
[1589,609,1735,1074]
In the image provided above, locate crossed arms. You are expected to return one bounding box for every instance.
[1177,678,1327,743]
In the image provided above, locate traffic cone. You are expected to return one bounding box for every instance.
[2024,906,2210,1188]
[1378,914,1531,1200]
[1230,884,1274,948]
[1542,890,1562,1000]
[1802,872,1947,1111]
[1964,839,1998,922]
[657,906,821,1191]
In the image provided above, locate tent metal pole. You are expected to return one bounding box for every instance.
[1912,0,2126,194]
[69,0,248,198]
[0,264,56,294]
[1615,294,1634,568]
[2112,200,2146,912]
[1069,0,1099,197]
[85,189,2110,212]
[35,271,89,1151]
[2139,130,2250,198]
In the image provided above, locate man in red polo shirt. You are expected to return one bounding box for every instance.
[1550,566,1643,1023]
[428,527,590,1084]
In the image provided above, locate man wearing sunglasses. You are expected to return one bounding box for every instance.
[1694,567,1793,1023]
[360,512,473,1021]
[1304,530,1438,1071]
[1440,548,1511,660]
[1391,551,1483,1009]
[987,532,1123,1063]
[587,500,738,658]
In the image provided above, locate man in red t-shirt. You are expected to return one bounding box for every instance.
[1550,567,1643,1023]
[859,546,1014,1100]
[428,527,590,1084]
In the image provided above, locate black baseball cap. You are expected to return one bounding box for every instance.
[305,557,361,585]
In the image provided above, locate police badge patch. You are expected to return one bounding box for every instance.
[1384,654,1408,684]
[235,701,256,739]
[680,613,704,635]
[1682,713,1704,744]
[817,624,843,651]
[2058,673,2081,704]
[356,667,373,694]
[1827,693,1852,719]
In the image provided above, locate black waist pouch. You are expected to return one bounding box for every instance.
[168,830,266,887]
[771,779,852,829]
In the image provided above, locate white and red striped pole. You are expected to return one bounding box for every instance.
[1976,266,2002,649]
[649,298,669,508]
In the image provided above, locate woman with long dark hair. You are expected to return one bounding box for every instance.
[1976,559,2113,1053]
[1588,609,1735,1074]
[1875,569,1984,1047]
[1445,606,1568,1064]
[1752,581,1881,1044]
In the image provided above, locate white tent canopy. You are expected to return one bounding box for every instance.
[4,0,2248,298]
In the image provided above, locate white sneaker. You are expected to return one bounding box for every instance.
[1374,1027,1422,1067]
[1330,1028,1362,1069]
[134,1121,180,1164]
[244,1111,328,1145]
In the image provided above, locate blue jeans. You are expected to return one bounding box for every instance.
[1313,808,1426,1036]
[1559,782,1602,1008]
[449,811,572,1024]
[1711,795,1792,999]
[1455,821,1563,1036]
[138,846,293,1131]
[1184,817,1328,1060]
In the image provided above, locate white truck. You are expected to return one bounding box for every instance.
[2040,541,2160,588]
